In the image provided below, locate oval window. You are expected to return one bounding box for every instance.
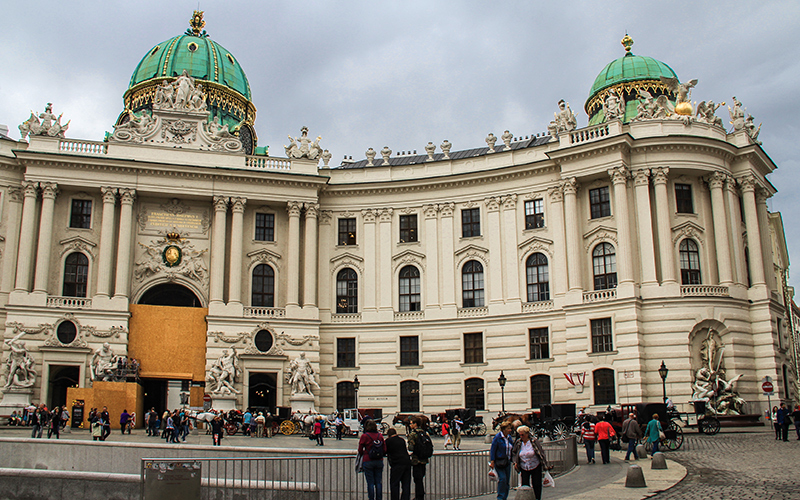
[56,321,77,345]
[188,42,198,52]
[254,329,273,353]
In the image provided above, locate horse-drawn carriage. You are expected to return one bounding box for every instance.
[492,404,576,441]
[340,408,389,436]
[603,402,684,451]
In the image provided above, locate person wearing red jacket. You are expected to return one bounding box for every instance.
[580,416,597,464]
[594,415,616,464]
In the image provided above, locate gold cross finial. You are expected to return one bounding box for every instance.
[190,10,206,36]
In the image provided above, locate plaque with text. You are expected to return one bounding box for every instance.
[137,199,210,239]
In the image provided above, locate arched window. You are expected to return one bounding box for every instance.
[252,264,275,307]
[63,252,89,297]
[462,260,485,308]
[592,243,617,290]
[593,368,616,405]
[336,381,355,411]
[400,380,420,413]
[526,253,550,302]
[465,377,485,410]
[399,265,421,312]
[336,268,358,313]
[679,239,701,285]
[530,375,551,408]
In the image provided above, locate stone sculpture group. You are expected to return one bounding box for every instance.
[18,103,70,139]
[207,348,241,395]
[285,127,323,160]
[3,332,36,390]
[288,352,319,396]
[691,330,745,415]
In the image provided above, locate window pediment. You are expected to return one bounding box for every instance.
[582,225,617,252]
[671,220,705,246]
[247,248,281,267]
[59,236,97,258]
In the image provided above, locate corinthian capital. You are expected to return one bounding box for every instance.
[738,173,757,193]
[608,166,630,185]
[119,188,136,205]
[633,169,650,187]
[213,196,229,212]
[561,177,579,196]
[231,197,247,213]
[652,167,669,185]
[484,196,501,211]
[548,185,563,203]
[287,201,303,217]
[707,171,727,190]
[501,194,518,210]
[40,182,58,199]
[303,202,319,218]
[101,187,118,204]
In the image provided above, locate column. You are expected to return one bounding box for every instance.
[633,169,657,285]
[440,203,456,307]
[113,188,136,298]
[609,166,633,284]
[14,181,38,292]
[707,172,733,285]
[562,178,583,291]
[652,168,676,284]
[317,211,333,312]
[95,187,118,297]
[228,197,246,305]
[33,182,58,293]
[724,177,746,285]
[739,174,766,286]
[362,209,377,312]
[209,196,228,305]
[423,204,440,308]
[485,197,503,304]
[756,187,776,290]
[501,195,520,301]
[1,188,23,293]
[286,201,302,307]
[378,208,393,311]
[302,203,319,307]
[547,186,567,296]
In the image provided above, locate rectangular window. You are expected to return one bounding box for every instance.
[336,338,356,368]
[255,213,275,241]
[399,214,418,243]
[591,318,614,353]
[529,327,550,360]
[524,199,545,229]
[400,336,419,366]
[461,208,481,238]
[675,184,694,214]
[589,187,611,219]
[69,199,92,229]
[464,332,483,364]
[338,218,357,246]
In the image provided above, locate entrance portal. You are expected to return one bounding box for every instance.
[47,365,80,408]
[248,373,277,413]
[141,379,167,413]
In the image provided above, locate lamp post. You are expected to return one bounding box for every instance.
[353,375,360,409]
[498,371,507,413]
[658,361,669,403]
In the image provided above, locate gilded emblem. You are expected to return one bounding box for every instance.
[163,245,182,267]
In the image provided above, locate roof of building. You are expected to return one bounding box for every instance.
[588,35,677,100]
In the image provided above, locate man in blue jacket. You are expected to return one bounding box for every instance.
[490,421,514,500]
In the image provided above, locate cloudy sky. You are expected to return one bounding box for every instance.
[2,1,799,287]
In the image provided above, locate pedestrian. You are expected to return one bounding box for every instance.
[511,425,551,500]
[490,420,514,500]
[91,414,103,441]
[161,410,170,438]
[210,414,225,446]
[243,409,252,437]
[580,416,596,464]
[265,412,274,438]
[335,413,344,440]
[792,405,800,440]
[179,410,190,441]
[37,406,49,438]
[129,411,136,433]
[772,406,780,439]
[314,417,324,446]
[451,417,463,450]
[594,414,616,464]
[120,409,130,435]
[385,428,412,500]
[165,412,176,443]
[255,412,265,437]
[644,413,663,456]
[441,419,451,449]
[147,408,158,436]
[777,402,791,442]
[101,407,111,441]
[358,418,386,500]
[60,407,70,431]
[47,406,62,439]
[622,412,643,461]
[29,406,40,439]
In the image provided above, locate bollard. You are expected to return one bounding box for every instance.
[651,452,668,469]
[636,444,647,458]
[625,464,647,488]
[514,486,535,500]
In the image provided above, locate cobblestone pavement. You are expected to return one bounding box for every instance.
[650,427,800,500]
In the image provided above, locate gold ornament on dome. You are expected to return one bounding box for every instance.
[621,34,634,53]
[190,10,206,36]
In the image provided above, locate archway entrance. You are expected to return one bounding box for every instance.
[248,372,277,413]
[138,283,203,308]
[48,365,80,408]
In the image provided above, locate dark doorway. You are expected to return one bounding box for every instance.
[48,365,80,408]
[142,379,168,413]
[138,284,203,307]
[248,373,276,413]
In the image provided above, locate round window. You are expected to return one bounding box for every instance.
[188,42,198,52]
[254,330,273,353]
[56,321,77,345]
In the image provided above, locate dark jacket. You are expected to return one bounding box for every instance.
[358,431,386,463]
[385,435,413,467]
[622,417,643,440]
[511,437,551,471]
[407,428,429,465]
[490,431,513,465]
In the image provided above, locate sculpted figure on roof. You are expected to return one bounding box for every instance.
[285,127,322,159]
[19,103,70,139]
[548,100,577,136]
[695,100,724,127]
[603,89,625,120]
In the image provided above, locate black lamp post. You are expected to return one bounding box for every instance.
[353,375,360,409]
[498,371,507,413]
[658,361,669,403]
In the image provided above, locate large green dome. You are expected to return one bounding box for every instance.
[585,35,678,125]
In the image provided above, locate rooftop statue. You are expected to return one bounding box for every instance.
[695,100,724,127]
[603,89,625,120]
[548,100,577,136]
[207,348,241,395]
[3,332,36,390]
[728,96,745,130]
[154,70,207,112]
[285,127,322,159]
[660,76,698,116]
[632,90,674,121]
[19,103,70,139]
[744,114,762,144]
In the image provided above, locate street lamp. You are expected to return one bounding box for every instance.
[353,375,360,409]
[498,371,507,413]
[658,361,669,403]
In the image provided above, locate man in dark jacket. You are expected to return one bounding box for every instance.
[407,417,429,500]
[621,412,643,460]
[777,402,792,442]
[100,406,111,441]
[385,428,412,500]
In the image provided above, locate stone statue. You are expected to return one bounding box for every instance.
[660,76,698,115]
[440,140,452,159]
[205,116,234,140]
[695,100,724,127]
[552,100,578,133]
[173,70,195,110]
[501,130,513,149]
[692,329,745,415]
[365,148,376,166]
[285,127,322,159]
[425,142,436,161]
[207,348,241,395]
[380,146,392,165]
[154,80,175,109]
[309,136,323,160]
[3,332,36,390]
[744,115,762,144]
[632,90,673,121]
[321,149,332,167]
[91,342,116,382]
[19,103,70,139]
[190,83,207,111]
[728,96,746,130]
[288,352,319,396]
[485,133,497,153]
[603,89,625,120]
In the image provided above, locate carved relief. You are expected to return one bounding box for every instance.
[43,314,89,348]
[247,248,281,268]
[671,221,705,246]
[548,186,563,203]
[379,208,394,222]
[135,235,208,286]
[455,244,489,269]
[318,210,333,225]
[392,249,426,274]
[501,194,517,210]
[362,209,377,223]
[331,252,365,275]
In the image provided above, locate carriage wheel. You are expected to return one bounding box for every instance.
[662,420,684,451]
[550,422,569,441]
[534,426,548,440]
[279,420,295,435]
[380,422,390,435]
[702,416,721,436]
[476,422,487,436]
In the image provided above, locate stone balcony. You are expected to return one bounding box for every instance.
[681,285,730,297]
[45,296,92,309]
[243,306,286,319]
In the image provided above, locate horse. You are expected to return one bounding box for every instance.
[186,409,218,434]
[491,412,535,431]
[392,413,431,434]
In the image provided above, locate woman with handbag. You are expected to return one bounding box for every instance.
[511,425,551,500]
[644,413,663,456]
[490,421,514,500]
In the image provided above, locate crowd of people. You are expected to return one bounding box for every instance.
[771,403,800,441]
[8,405,71,439]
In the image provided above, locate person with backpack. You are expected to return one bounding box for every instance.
[358,419,386,500]
[407,416,433,500]
[385,428,412,500]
